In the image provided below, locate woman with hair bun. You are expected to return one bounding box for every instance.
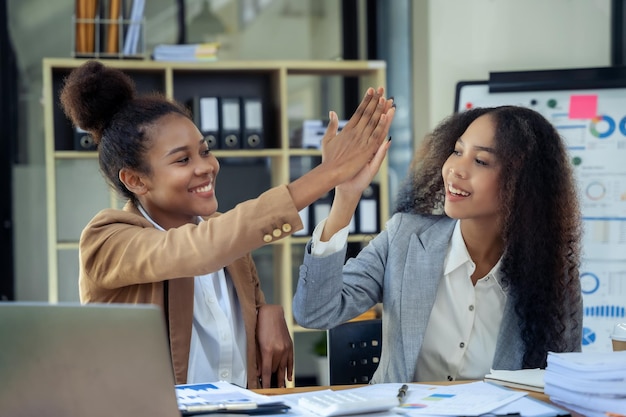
[59,60,394,388]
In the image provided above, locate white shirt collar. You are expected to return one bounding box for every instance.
[444,220,504,285]
[137,204,203,230]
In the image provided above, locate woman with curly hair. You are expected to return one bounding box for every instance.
[294,105,582,383]
[59,60,394,388]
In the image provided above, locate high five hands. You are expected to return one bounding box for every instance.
[320,87,395,241]
[321,87,395,187]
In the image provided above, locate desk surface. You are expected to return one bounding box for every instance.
[255,381,550,403]
[254,381,589,416]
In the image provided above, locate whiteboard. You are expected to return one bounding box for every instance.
[456,78,626,353]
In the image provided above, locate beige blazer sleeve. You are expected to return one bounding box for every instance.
[79,184,302,298]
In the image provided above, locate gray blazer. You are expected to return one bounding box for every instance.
[293,213,581,383]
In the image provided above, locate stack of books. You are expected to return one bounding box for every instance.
[544,351,626,417]
[152,43,220,62]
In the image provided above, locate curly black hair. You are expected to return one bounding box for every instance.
[395,106,582,368]
[59,60,190,203]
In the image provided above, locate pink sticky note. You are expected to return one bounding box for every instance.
[569,95,598,119]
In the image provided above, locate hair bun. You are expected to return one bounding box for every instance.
[59,60,136,143]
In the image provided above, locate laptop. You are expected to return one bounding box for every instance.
[0,302,181,417]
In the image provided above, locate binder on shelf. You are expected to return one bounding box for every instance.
[310,191,356,233]
[123,0,145,56]
[348,213,357,234]
[311,191,333,230]
[74,126,96,151]
[242,97,265,149]
[357,183,380,234]
[220,97,242,149]
[75,0,98,54]
[293,206,311,236]
[302,119,349,149]
[105,0,122,54]
[190,96,220,149]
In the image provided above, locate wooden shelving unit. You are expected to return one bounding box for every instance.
[42,58,388,383]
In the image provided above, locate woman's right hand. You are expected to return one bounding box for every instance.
[320,87,395,185]
[285,87,394,213]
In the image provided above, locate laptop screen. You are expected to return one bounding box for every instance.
[0,302,181,417]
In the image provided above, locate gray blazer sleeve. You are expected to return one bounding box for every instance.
[292,224,389,329]
[293,213,453,329]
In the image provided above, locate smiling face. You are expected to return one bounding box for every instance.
[133,113,220,229]
[441,114,502,224]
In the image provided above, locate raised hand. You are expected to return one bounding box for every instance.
[320,87,395,185]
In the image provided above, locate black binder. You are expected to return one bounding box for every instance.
[189,96,220,149]
[242,97,265,149]
[219,97,242,149]
[311,191,333,230]
[356,183,380,234]
[73,126,96,151]
[311,190,357,233]
[293,206,311,236]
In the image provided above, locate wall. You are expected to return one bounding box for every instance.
[412,0,612,146]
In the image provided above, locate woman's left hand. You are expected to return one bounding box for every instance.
[255,304,294,388]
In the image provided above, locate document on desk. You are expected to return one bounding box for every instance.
[273,382,532,416]
[357,382,527,416]
[175,381,289,415]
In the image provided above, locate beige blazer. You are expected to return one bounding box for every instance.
[79,185,302,387]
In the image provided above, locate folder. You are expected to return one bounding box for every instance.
[106,0,122,54]
[348,213,357,233]
[123,0,145,56]
[293,206,311,236]
[302,119,349,149]
[242,97,265,149]
[190,96,220,149]
[219,97,242,149]
[76,0,97,54]
[311,191,333,229]
[357,183,380,234]
[74,126,96,151]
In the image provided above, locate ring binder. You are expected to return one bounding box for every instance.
[293,206,311,236]
[220,97,242,149]
[357,184,380,234]
[190,96,220,149]
[242,97,265,149]
[74,126,96,151]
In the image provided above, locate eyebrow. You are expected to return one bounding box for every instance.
[456,138,496,154]
[164,139,206,157]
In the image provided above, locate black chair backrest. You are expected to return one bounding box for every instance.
[327,319,382,385]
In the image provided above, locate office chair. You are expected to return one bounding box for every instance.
[327,319,382,385]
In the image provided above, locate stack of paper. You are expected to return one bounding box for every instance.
[544,351,626,417]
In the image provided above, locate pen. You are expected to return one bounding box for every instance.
[397,384,409,403]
